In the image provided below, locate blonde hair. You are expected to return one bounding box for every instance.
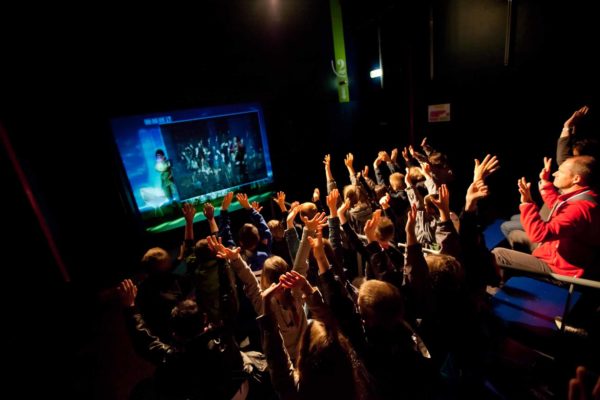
[141,247,171,272]
[358,280,404,330]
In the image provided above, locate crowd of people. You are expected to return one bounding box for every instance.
[117,106,599,400]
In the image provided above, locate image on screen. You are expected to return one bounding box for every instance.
[110,103,273,233]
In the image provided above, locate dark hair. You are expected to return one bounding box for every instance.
[170,299,204,340]
[238,223,260,250]
[155,149,165,157]
[297,321,368,400]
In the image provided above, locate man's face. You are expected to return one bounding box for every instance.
[553,159,577,190]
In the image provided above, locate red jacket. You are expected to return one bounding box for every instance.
[520,183,599,277]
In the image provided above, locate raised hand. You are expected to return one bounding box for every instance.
[362,165,370,180]
[286,204,301,229]
[273,191,287,212]
[117,279,138,307]
[364,209,381,243]
[236,193,251,209]
[326,188,340,217]
[373,154,383,169]
[564,105,589,130]
[404,167,413,187]
[203,202,215,220]
[312,187,320,203]
[221,192,234,211]
[405,204,418,245]
[302,211,328,231]
[465,180,489,212]
[420,137,428,148]
[473,154,500,182]
[430,184,450,220]
[344,153,355,172]
[390,148,399,163]
[419,162,433,179]
[518,177,533,204]
[402,146,410,162]
[182,202,197,223]
[279,271,313,295]
[379,192,391,210]
[337,198,351,225]
[539,157,552,183]
[251,201,263,213]
[323,154,331,167]
[261,282,284,315]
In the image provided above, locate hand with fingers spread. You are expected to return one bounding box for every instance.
[539,157,553,183]
[251,201,263,213]
[465,180,489,212]
[326,188,340,217]
[273,191,287,212]
[286,204,301,229]
[562,105,589,137]
[301,211,328,232]
[344,153,356,176]
[279,271,314,297]
[429,184,451,221]
[402,147,411,162]
[117,279,138,307]
[203,202,215,220]
[236,193,251,209]
[518,177,533,204]
[473,154,500,182]
[207,235,240,260]
[182,202,197,223]
[221,192,234,211]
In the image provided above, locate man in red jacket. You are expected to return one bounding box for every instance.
[493,155,599,279]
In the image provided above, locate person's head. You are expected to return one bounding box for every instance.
[428,151,447,167]
[357,280,404,331]
[423,194,439,215]
[408,166,425,183]
[261,255,289,290]
[238,223,260,251]
[170,299,206,341]
[267,219,285,241]
[425,254,464,297]
[299,202,318,219]
[573,138,599,158]
[375,216,395,245]
[389,172,406,191]
[155,149,166,160]
[141,247,171,273]
[554,155,596,192]
[343,185,367,207]
[296,320,364,400]
[193,238,214,263]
